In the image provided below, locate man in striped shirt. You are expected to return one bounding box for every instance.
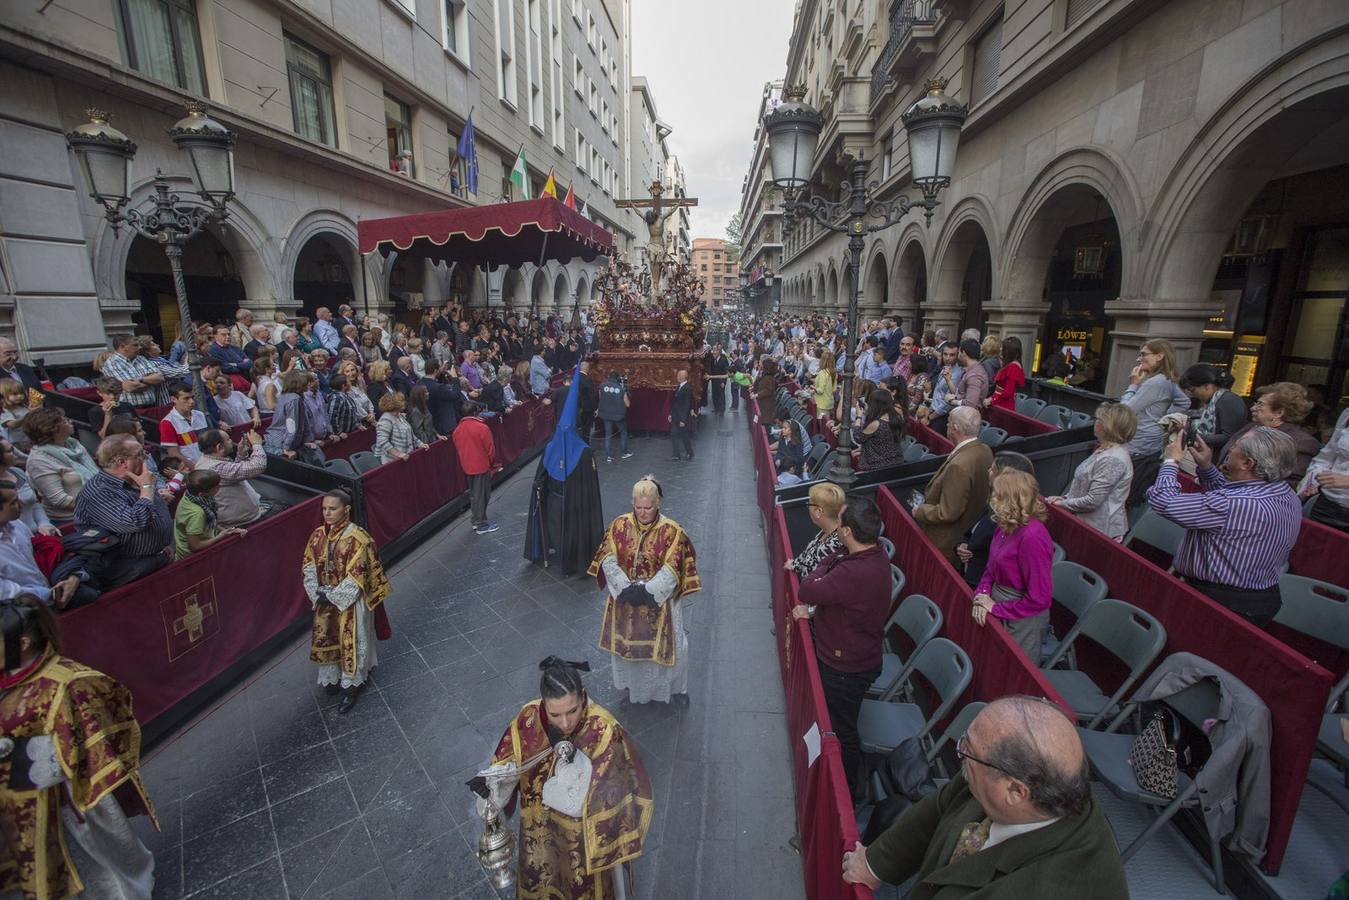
[1147,425,1302,627]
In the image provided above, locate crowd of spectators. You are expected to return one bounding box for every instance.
[0,301,593,609]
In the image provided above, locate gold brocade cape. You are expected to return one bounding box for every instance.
[492,699,653,899]
[587,514,700,666]
[304,522,390,674]
[0,651,155,900]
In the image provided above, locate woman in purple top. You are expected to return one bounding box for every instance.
[972,469,1054,662]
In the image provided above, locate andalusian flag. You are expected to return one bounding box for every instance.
[509,149,531,200]
[562,183,577,209]
[542,168,558,199]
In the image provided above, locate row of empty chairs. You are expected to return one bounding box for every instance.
[1014,393,1095,430]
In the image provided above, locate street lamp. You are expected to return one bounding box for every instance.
[764,79,965,487]
[67,102,237,415]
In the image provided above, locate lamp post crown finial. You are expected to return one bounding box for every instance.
[784,84,807,102]
[184,100,209,116]
[924,76,950,95]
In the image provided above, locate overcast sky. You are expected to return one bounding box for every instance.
[630,1,794,242]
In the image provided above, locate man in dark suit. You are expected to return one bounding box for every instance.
[0,337,41,391]
[243,324,273,361]
[883,317,905,364]
[575,358,598,440]
[913,406,993,565]
[843,696,1128,899]
[669,369,694,461]
[390,356,416,397]
[334,304,357,333]
[417,362,461,435]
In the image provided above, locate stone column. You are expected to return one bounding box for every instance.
[1103,298,1213,396]
[922,304,964,341]
[983,302,1050,363]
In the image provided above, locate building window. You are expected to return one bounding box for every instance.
[442,0,469,60]
[574,57,585,96]
[385,94,414,176]
[586,10,596,48]
[572,0,582,22]
[494,0,518,107]
[575,130,586,172]
[114,0,206,94]
[445,127,468,194]
[526,0,544,128]
[969,11,1004,106]
[601,99,609,132]
[549,0,565,148]
[1065,0,1105,29]
[588,80,598,115]
[391,0,416,15]
[285,34,336,148]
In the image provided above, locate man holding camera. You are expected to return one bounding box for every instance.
[1147,426,1302,626]
[598,369,632,462]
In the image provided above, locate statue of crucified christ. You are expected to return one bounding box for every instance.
[615,180,698,302]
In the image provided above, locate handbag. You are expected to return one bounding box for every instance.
[1128,710,1179,799]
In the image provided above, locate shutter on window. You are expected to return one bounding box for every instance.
[1066,0,1105,29]
[969,13,1003,106]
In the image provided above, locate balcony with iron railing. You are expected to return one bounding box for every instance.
[870,0,941,109]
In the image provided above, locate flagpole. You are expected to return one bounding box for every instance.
[449,106,475,162]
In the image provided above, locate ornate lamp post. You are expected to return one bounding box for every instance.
[66,102,237,414]
[764,79,965,487]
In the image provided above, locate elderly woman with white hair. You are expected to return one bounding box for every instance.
[588,476,701,705]
[1148,425,1303,626]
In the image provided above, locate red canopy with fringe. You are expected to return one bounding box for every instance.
[357,197,614,267]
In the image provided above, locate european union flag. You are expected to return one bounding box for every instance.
[456,113,479,195]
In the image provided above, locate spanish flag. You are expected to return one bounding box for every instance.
[542,169,558,199]
[562,183,577,209]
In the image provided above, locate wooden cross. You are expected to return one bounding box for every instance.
[615,180,699,245]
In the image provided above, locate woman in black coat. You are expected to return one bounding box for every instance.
[1180,364,1248,456]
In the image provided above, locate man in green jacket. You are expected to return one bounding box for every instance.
[843,695,1128,898]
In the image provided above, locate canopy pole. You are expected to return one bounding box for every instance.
[532,232,550,319]
[360,250,371,316]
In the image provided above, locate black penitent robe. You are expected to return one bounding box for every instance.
[524,447,605,576]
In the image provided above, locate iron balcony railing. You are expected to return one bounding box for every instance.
[870,0,938,106]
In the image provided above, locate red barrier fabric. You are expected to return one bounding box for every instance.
[748,400,776,516]
[985,405,1058,437]
[907,417,954,455]
[360,437,467,546]
[1288,516,1349,588]
[325,428,377,461]
[59,386,101,402]
[489,400,557,462]
[1045,505,1333,873]
[59,497,322,724]
[873,488,1072,715]
[800,739,873,900]
[225,417,271,443]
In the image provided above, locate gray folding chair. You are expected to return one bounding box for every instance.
[901,434,917,449]
[803,440,830,474]
[1275,574,1349,798]
[1036,404,1069,427]
[1079,673,1226,892]
[889,563,906,604]
[323,458,358,478]
[1067,411,1096,430]
[867,593,942,700]
[1123,506,1186,566]
[1016,396,1047,418]
[1042,561,1108,666]
[903,441,931,463]
[349,450,383,474]
[868,700,986,804]
[1051,542,1067,565]
[979,425,1008,447]
[858,637,973,754]
[1041,599,1167,728]
[878,536,896,561]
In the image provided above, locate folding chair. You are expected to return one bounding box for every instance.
[1042,599,1167,728]
[858,638,973,754]
[1051,542,1067,565]
[1067,411,1096,430]
[323,458,358,478]
[889,563,906,604]
[1041,561,1107,666]
[868,700,986,805]
[803,441,830,475]
[1123,506,1186,566]
[1079,672,1227,892]
[1016,396,1046,418]
[1036,404,1069,428]
[903,442,931,463]
[979,425,1008,448]
[866,593,942,700]
[878,536,896,561]
[349,450,383,474]
[1275,574,1349,802]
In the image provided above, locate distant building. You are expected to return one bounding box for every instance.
[627,75,674,261]
[737,79,785,313]
[692,238,738,307]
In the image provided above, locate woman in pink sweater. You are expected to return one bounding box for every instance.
[972,468,1054,661]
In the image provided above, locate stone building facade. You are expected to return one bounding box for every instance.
[691,236,738,306]
[0,0,663,367]
[738,79,785,312]
[768,0,1349,397]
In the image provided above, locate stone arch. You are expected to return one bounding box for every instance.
[930,194,998,335]
[552,269,570,306]
[892,226,929,329]
[825,262,839,308]
[93,174,281,316]
[280,209,361,313]
[805,271,816,307]
[1145,33,1349,305]
[501,268,527,308]
[863,245,888,314]
[1000,147,1144,306]
[575,274,590,306]
[529,267,550,311]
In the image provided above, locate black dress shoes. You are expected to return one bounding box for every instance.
[337,683,365,714]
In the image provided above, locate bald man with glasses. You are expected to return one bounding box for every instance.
[842,696,1127,898]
